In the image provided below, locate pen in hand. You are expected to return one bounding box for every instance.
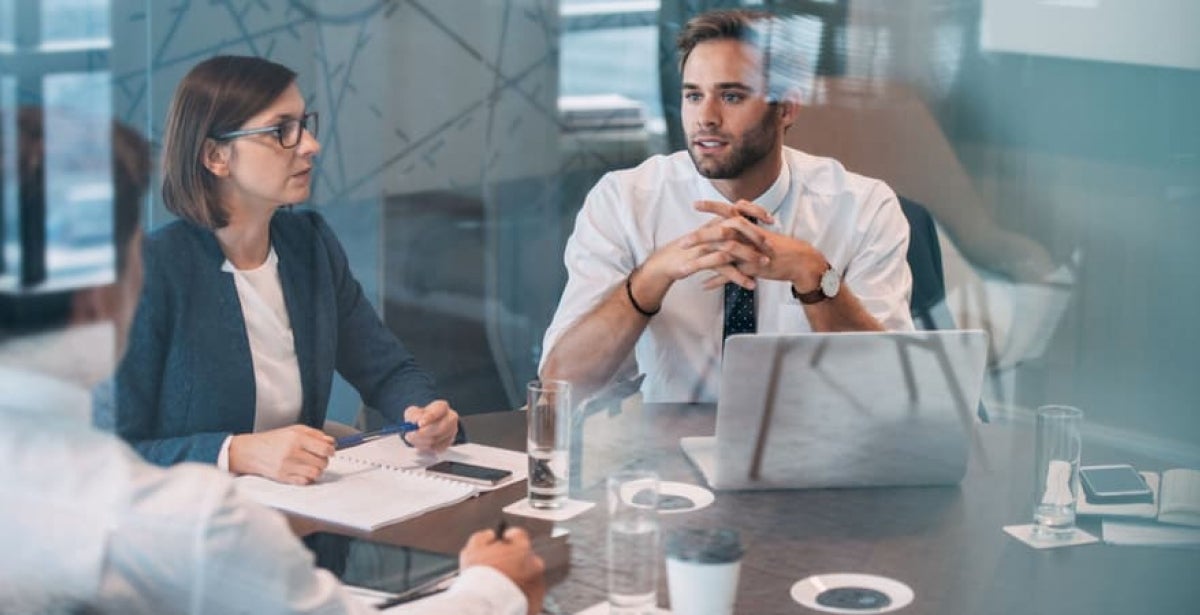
[334,421,419,451]
[494,518,508,542]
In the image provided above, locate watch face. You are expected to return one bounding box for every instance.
[820,267,840,297]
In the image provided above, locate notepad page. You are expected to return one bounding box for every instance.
[234,456,475,531]
[1159,468,1200,527]
[338,439,528,493]
[1101,519,1200,547]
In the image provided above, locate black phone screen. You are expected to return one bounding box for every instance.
[426,460,512,484]
[1080,465,1151,502]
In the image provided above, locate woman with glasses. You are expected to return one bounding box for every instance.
[115,55,461,485]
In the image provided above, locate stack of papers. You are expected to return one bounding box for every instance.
[1076,469,1200,547]
[1101,520,1200,548]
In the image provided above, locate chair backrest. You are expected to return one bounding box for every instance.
[897,195,946,329]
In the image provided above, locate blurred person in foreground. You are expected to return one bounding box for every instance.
[0,109,544,615]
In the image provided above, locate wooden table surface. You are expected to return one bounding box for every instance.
[303,405,1200,614]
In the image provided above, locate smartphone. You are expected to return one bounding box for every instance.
[424,460,513,486]
[1080,464,1153,504]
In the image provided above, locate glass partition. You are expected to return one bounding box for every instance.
[0,2,1195,611]
[4,0,1194,487]
[548,0,1197,465]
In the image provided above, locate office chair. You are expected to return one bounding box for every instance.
[897,195,947,330]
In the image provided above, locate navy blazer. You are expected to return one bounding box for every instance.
[116,209,438,465]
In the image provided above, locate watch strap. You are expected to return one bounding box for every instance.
[791,263,835,305]
[791,284,827,305]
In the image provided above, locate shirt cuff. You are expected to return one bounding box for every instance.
[217,435,233,472]
[446,565,527,615]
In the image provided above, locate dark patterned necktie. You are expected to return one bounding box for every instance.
[723,213,758,340]
[723,282,756,338]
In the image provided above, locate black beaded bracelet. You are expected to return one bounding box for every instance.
[625,269,660,317]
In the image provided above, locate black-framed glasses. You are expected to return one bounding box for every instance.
[212,111,318,149]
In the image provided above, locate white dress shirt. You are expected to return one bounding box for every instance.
[217,247,304,470]
[0,365,526,615]
[542,147,914,403]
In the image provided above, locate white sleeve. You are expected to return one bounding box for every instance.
[540,174,637,371]
[90,459,374,615]
[843,182,915,331]
[187,468,378,615]
[382,566,527,615]
[216,435,233,471]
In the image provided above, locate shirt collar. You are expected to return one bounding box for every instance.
[221,246,279,274]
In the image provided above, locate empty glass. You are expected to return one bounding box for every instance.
[607,469,660,614]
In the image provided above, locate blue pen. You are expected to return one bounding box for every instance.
[335,421,419,450]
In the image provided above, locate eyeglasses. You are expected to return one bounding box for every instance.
[212,111,319,149]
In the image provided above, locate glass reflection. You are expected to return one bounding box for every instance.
[306,533,458,596]
[560,0,1198,452]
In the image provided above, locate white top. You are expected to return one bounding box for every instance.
[542,147,914,403]
[218,247,304,470]
[0,365,527,615]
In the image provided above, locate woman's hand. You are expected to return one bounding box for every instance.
[403,400,460,453]
[228,425,335,485]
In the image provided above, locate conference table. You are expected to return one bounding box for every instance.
[303,404,1200,614]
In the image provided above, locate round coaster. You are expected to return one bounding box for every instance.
[790,573,914,614]
[654,481,715,514]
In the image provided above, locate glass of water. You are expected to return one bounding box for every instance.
[1032,405,1083,539]
[527,379,571,509]
[607,468,660,614]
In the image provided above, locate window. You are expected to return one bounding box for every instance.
[41,0,111,50]
[0,0,13,51]
[0,0,113,290]
[560,0,662,123]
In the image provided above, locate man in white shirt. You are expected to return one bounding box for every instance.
[541,8,913,402]
[0,110,544,615]
[0,367,541,615]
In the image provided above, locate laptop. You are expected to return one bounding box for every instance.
[680,330,989,490]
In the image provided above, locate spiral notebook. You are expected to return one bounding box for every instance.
[235,452,476,531]
[339,439,529,493]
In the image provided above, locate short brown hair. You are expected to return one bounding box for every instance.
[676,8,812,103]
[160,55,296,229]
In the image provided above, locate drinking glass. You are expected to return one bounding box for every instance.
[607,469,660,614]
[527,379,571,509]
[1032,405,1083,539]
